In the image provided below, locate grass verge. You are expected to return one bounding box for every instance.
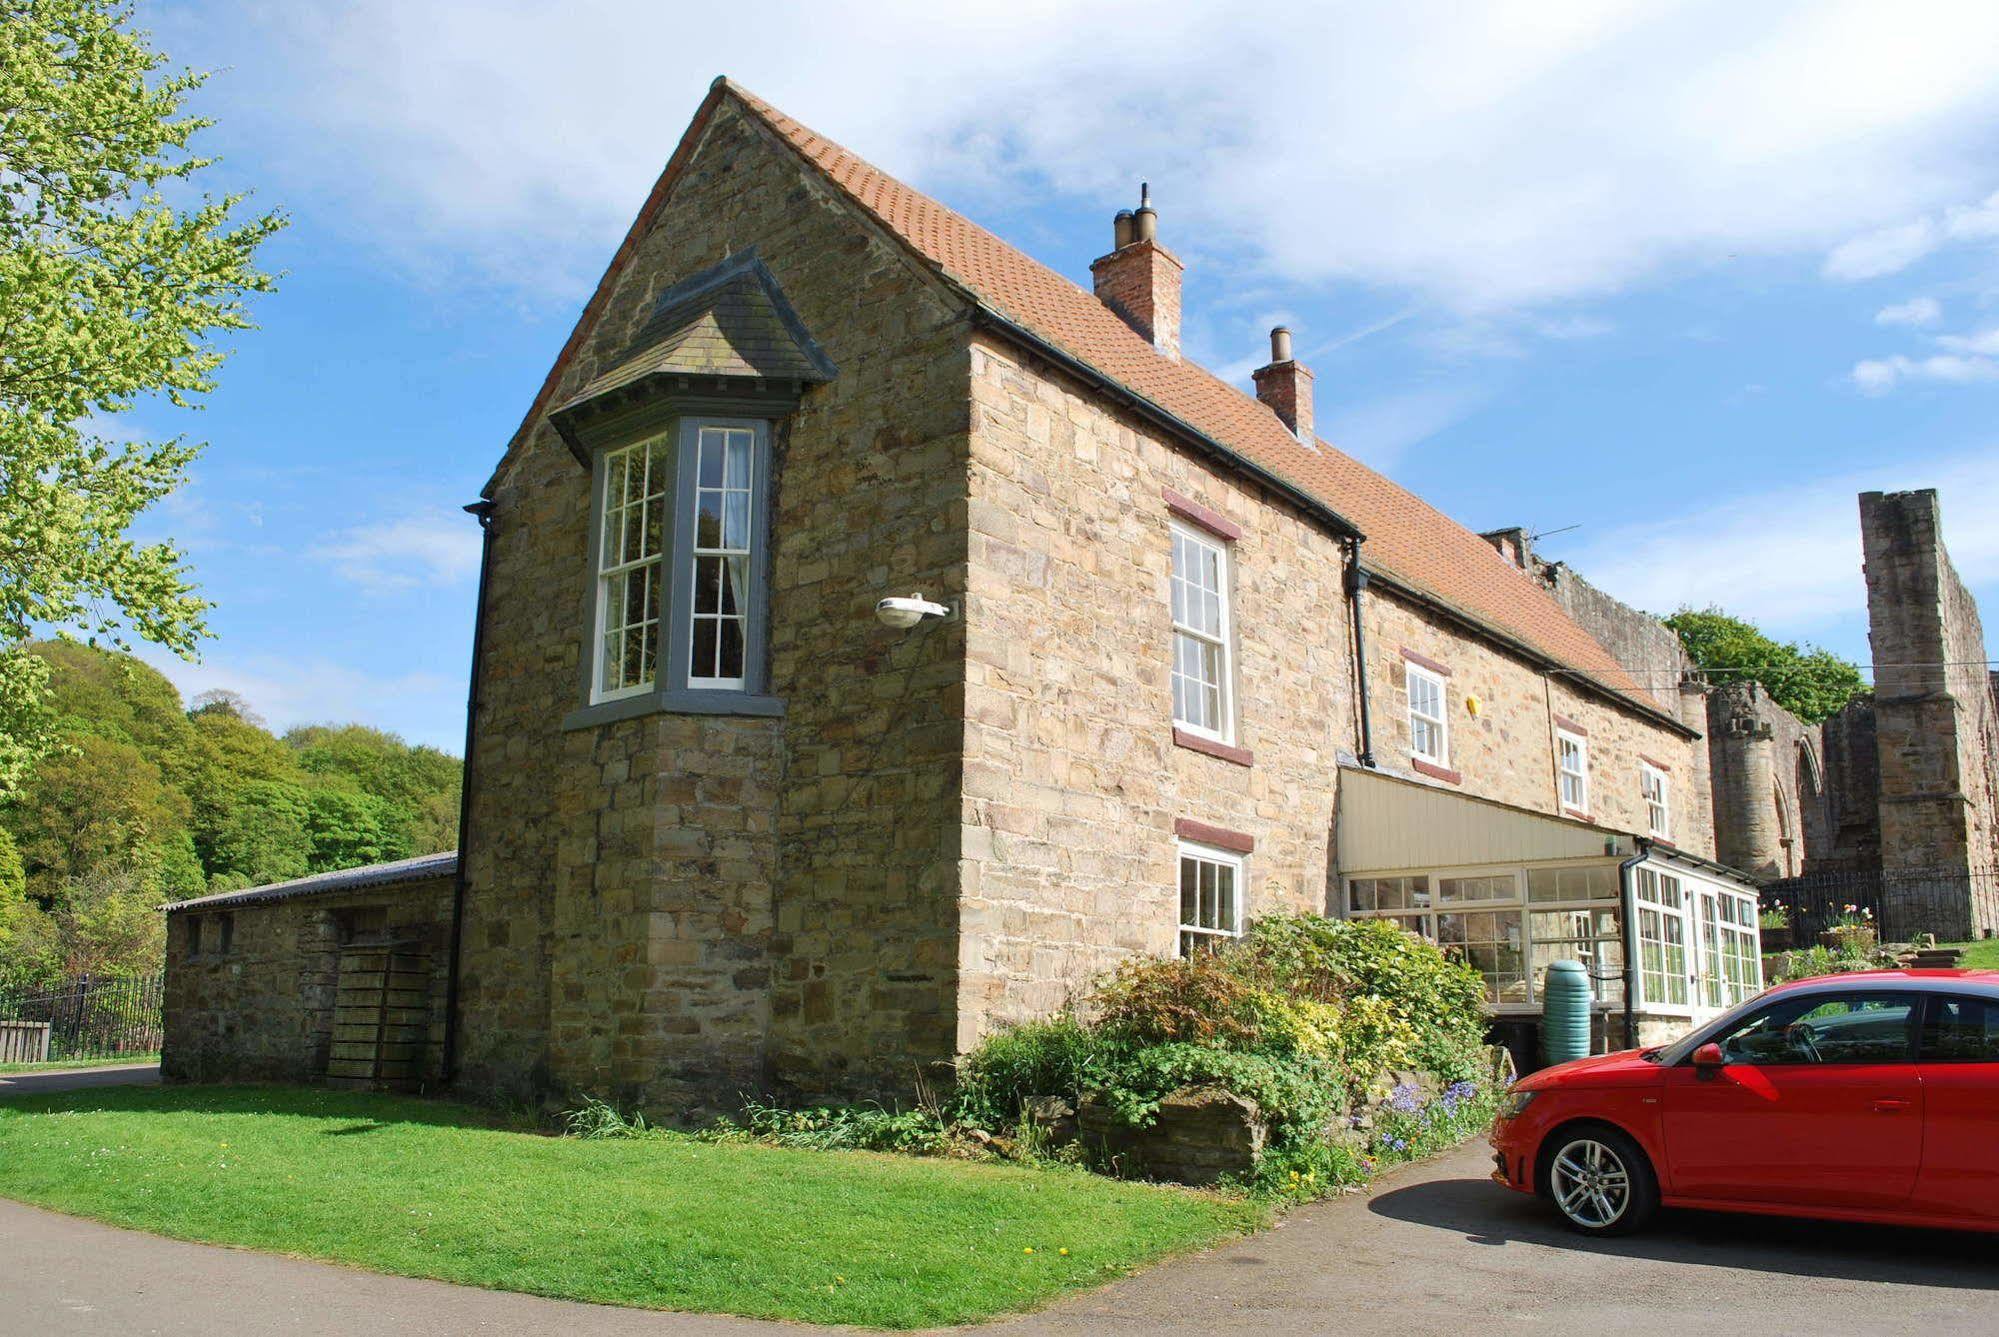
[1939,939,1999,970]
[0,1054,160,1075]
[0,1084,1261,1328]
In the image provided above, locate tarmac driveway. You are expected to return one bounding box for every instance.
[0,1073,1992,1336]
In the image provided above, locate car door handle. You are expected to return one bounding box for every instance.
[1871,1098,1913,1113]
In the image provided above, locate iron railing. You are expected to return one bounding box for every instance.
[1761,868,1999,948]
[0,973,163,1062]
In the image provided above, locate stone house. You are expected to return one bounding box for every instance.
[161,80,1763,1101]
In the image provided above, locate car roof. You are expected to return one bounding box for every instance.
[1766,969,1999,997]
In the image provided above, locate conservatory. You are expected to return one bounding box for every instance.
[1334,767,1763,1051]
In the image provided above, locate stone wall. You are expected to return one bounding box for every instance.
[1815,694,1881,872]
[1861,489,1999,936]
[161,878,453,1085]
[957,336,1353,1039]
[1359,587,1715,861]
[457,94,972,1113]
[1704,682,1826,879]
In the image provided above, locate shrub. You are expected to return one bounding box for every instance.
[563,1095,658,1140]
[951,1013,1103,1130]
[952,911,1495,1193]
[725,1101,949,1154]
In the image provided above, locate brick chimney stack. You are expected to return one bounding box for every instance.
[1090,183,1183,360]
[1252,326,1314,444]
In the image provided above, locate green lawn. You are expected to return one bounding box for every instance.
[1940,939,1999,970]
[0,1085,1260,1328]
[0,1053,159,1075]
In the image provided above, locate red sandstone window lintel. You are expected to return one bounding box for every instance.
[1173,816,1254,854]
[1400,647,1453,678]
[1162,488,1245,542]
[1553,714,1588,737]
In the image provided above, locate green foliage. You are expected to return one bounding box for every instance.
[0,643,461,985]
[0,0,285,795]
[719,1101,951,1155]
[1663,607,1866,723]
[562,1094,658,1140]
[952,1014,1104,1131]
[952,913,1495,1195]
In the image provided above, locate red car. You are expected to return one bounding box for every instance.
[1491,970,1999,1236]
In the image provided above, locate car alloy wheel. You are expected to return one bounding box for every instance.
[1550,1136,1631,1229]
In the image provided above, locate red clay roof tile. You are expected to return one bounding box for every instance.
[722,82,1655,715]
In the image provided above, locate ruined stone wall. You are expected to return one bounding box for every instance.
[957,337,1352,1039]
[161,879,453,1085]
[1812,695,1880,873]
[459,96,972,1113]
[1861,489,1999,936]
[1359,589,1713,859]
[1704,683,1825,879]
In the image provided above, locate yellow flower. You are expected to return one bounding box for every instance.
[1023,1246,1034,1254]
[1058,1248,1069,1256]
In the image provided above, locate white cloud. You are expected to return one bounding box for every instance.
[1824,220,1942,280]
[1851,353,1999,394]
[1552,444,1999,639]
[1935,326,1999,355]
[181,0,1999,311]
[313,509,482,592]
[1874,296,1942,327]
[1823,187,1999,281]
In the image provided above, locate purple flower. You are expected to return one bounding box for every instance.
[1388,1082,1423,1113]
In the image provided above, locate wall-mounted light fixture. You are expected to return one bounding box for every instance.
[875,593,952,629]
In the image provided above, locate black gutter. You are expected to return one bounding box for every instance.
[1344,538,1377,768]
[1618,844,1648,1050]
[967,305,1365,545]
[443,498,496,1085]
[1360,563,1700,741]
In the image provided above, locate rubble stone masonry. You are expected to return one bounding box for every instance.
[457,98,971,1112]
[161,879,453,1085]
[1861,489,1999,936]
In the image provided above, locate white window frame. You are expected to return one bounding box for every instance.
[1405,663,1449,767]
[591,435,674,704]
[684,423,758,692]
[1641,762,1671,839]
[1168,521,1235,744]
[1557,728,1590,813]
[1177,840,1245,956]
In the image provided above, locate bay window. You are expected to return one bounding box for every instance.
[569,416,779,727]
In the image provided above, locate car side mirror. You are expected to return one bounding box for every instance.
[1691,1042,1726,1071]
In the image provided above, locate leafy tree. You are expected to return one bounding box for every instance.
[8,733,189,884]
[305,788,407,873]
[0,826,33,963]
[31,866,165,979]
[0,0,284,799]
[1664,607,1866,723]
[201,778,310,889]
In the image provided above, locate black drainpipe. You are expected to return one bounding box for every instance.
[442,498,495,1085]
[1617,841,1649,1051]
[1344,538,1377,768]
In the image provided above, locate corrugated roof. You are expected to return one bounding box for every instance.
[501,77,1667,725]
[161,852,457,914]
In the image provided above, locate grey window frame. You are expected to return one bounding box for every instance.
[563,413,782,730]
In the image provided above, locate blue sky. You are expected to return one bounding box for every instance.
[123,0,1999,750]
